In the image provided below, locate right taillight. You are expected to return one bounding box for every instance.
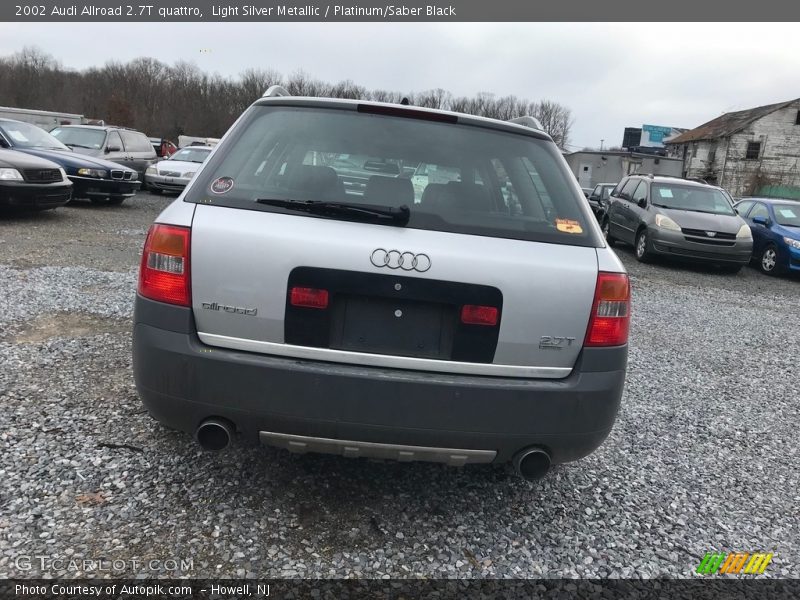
[585,272,630,347]
[138,224,191,307]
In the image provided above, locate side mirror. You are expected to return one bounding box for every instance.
[637,198,648,209]
[752,215,771,227]
[106,146,121,153]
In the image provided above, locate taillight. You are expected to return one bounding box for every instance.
[138,224,191,307]
[461,305,499,326]
[585,272,630,347]
[290,287,329,309]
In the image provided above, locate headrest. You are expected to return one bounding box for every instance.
[364,176,414,207]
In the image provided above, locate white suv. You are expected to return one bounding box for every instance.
[133,88,630,481]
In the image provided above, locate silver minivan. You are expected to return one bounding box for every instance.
[132,90,630,480]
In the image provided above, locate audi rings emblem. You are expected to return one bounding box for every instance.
[370,248,431,272]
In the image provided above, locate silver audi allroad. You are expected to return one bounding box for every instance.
[133,88,630,480]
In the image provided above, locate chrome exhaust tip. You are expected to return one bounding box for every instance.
[195,418,234,451]
[512,447,552,481]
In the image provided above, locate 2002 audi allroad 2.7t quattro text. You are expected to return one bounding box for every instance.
[132,89,630,481]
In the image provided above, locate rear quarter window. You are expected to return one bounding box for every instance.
[185,105,601,247]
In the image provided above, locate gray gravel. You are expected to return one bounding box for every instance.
[0,193,798,579]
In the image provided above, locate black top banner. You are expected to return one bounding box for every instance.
[2,0,799,21]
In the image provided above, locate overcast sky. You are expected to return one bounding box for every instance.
[1,22,798,149]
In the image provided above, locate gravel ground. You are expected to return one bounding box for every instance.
[0,193,798,579]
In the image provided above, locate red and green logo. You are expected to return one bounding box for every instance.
[696,552,773,575]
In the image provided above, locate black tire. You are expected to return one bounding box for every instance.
[758,244,784,275]
[634,229,653,263]
[601,219,615,246]
[719,264,743,275]
[107,196,126,206]
[149,187,162,195]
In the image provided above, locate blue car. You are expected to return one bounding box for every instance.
[734,197,800,275]
[0,118,140,205]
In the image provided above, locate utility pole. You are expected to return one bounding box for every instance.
[600,139,605,151]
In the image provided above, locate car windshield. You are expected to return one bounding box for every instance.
[50,127,106,149]
[651,183,736,216]
[169,147,212,163]
[188,106,597,246]
[773,203,800,227]
[0,121,69,151]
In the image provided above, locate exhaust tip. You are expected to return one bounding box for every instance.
[513,447,551,481]
[196,418,234,451]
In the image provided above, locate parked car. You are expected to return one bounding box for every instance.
[588,182,616,226]
[734,197,800,275]
[603,175,752,272]
[149,137,178,158]
[133,90,630,482]
[50,125,157,180]
[0,148,72,210]
[0,118,140,205]
[581,187,592,198]
[144,145,213,194]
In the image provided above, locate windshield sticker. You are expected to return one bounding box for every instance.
[210,176,234,195]
[8,130,29,142]
[555,218,583,234]
[779,208,797,218]
[659,189,674,198]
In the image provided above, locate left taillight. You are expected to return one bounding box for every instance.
[584,272,630,347]
[138,224,191,307]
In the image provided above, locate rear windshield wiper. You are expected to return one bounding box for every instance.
[256,198,410,226]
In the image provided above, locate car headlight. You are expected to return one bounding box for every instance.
[145,166,157,175]
[783,236,800,250]
[129,172,138,181]
[654,214,681,231]
[0,168,23,181]
[737,224,753,240]
[182,172,195,179]
[77,168,107,178]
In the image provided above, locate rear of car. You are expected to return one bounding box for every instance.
[133,97,630,480]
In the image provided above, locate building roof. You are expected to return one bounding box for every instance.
[666,99,799,144]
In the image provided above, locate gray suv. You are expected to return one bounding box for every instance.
[132,89,630,481]
[50,125,157,181]
[603,175,753,272]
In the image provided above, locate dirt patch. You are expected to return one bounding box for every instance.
[11,313,129,343]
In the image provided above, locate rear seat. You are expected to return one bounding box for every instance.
[363,175,414,208]
[286,165,345,201]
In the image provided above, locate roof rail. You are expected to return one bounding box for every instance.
[263,85,291,98]
[508,115,544,131]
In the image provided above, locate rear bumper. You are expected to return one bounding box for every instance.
[0,182,72,209]
[650,227,752,264]
[132,296,627,464]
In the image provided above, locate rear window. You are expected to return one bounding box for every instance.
[185,105,599,246]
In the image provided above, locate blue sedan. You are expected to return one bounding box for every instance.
[734,197,800,275]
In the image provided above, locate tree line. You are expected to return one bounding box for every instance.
[0,46,574,148]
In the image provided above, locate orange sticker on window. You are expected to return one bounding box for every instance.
[555,218,583,234]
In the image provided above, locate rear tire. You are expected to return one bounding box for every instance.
[602,219,615,246]
[149,187,162,195]
[634,229,653,263]
[719,264,742,274]
[759,244,783,275]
